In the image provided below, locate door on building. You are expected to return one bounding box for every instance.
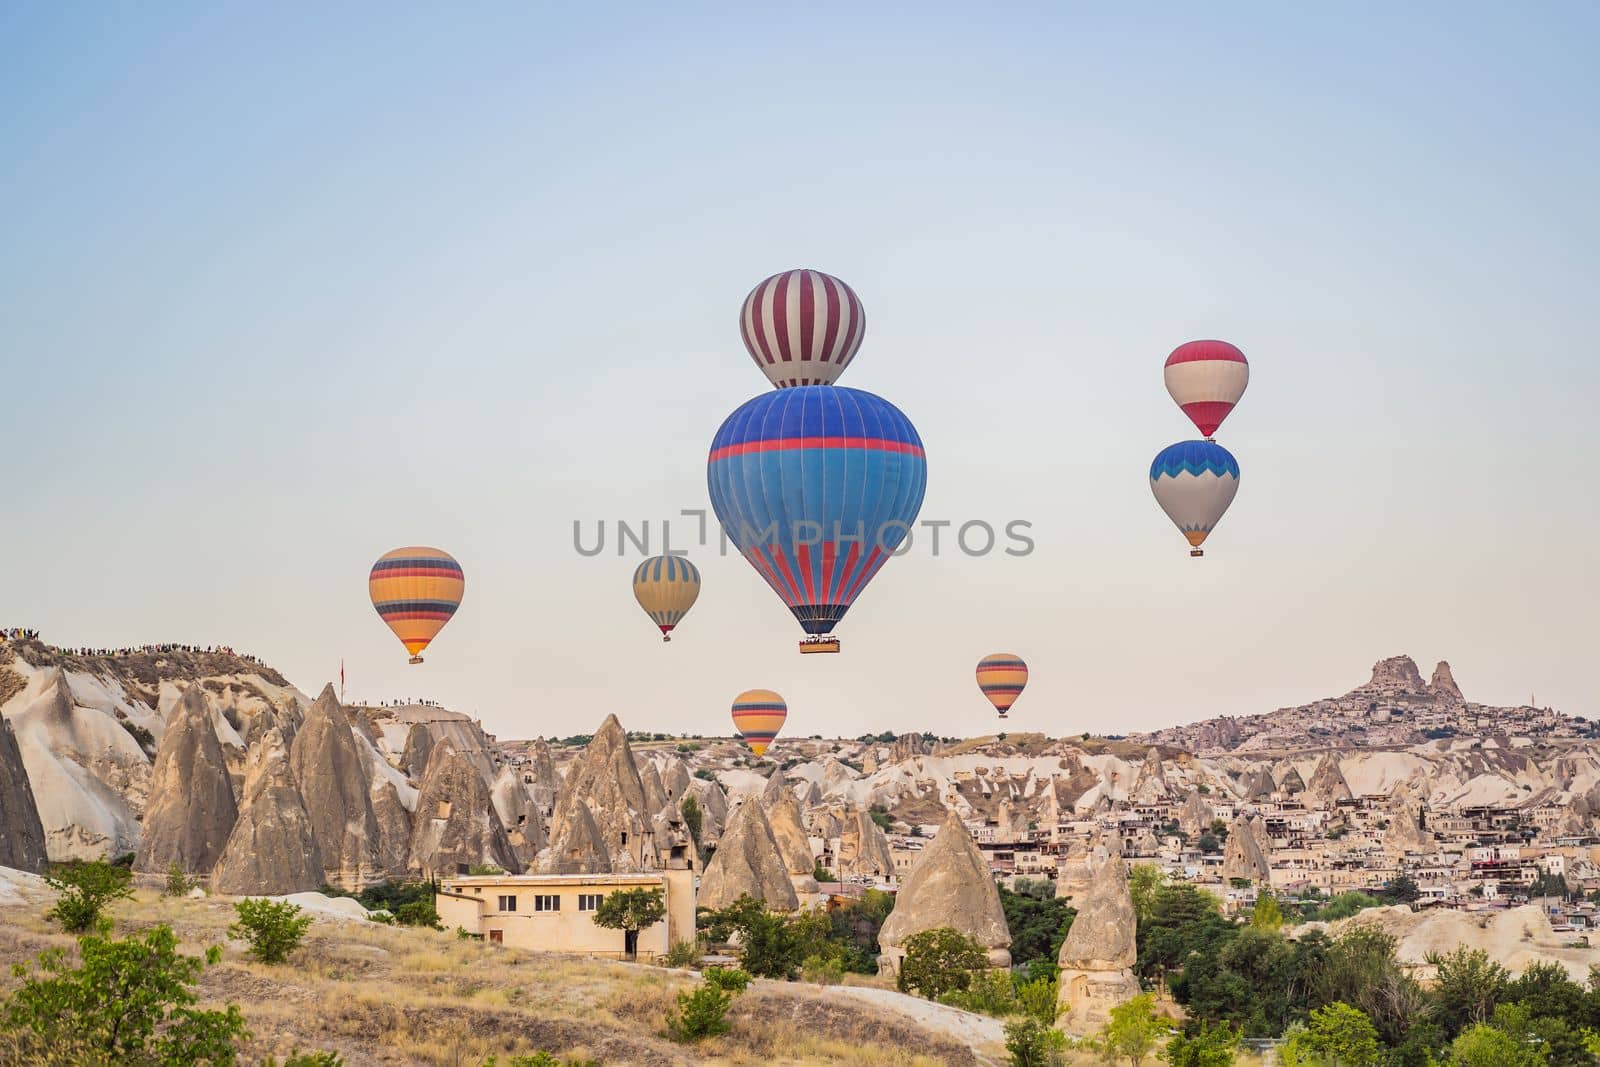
[489,930,503,944]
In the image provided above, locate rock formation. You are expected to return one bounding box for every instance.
[549,715,656,871]
[536,799,612,874]
[687,776,729,845]
[1056,851,1140,1034]
[659,757,691,808]
[1240,765,1275,800]
[1308,753,1355,803]
[0,718,47,872]
[641,760,669,816]
[697,797,798,911]
[213,728,324,894]
[1277,764,1307,794]
[491,764,546,865]
[1177,789,1214,835]
[289,685,387,888]
[1364,655,1428,694]
[135,684,238,875]
[765,792,819,894]
[879,810,1011,972]
[523,740,560,815]
[838,808,896,878]
[1432,661,1464,704]
[1220,813,1271,884]
[401,723,434,778]
[409,739,521,879]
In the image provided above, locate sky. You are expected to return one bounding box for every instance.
[2,4,1597,742]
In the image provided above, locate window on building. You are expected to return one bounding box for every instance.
[497,895,517,912]
[578,893,604,912]
[533,894,561,912]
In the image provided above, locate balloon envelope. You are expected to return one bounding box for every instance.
[1150,441,1240,552]
[740,269,865,388]
[632,555,701,641]
[731,688,787,757]
[976,653,1029,718]
[368,547,464,663]
[707,385,927,638]
[1164,340,1248,438]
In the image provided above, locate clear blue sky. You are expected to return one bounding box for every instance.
[3,4,1596,739]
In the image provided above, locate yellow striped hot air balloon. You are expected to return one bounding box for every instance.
[976,653,1028,719]
[368,547,464,664]
[632,555,701,642]
[731,689,787,757]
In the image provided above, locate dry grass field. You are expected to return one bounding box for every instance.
[0,883,998,1066]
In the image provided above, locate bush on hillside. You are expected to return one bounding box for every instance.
[897,927,988,1000]
[44,860,133,933]
[229,898,314,963]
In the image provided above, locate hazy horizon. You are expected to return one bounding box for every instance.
[4,5,1596,740]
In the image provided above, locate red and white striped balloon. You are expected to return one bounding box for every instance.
[1164,340,1249,438]
[739,268,864,388]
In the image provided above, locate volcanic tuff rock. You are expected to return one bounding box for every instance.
[1240,765,1276,800]
[537,798,612,874]
[0,718,47,872]
[549,715,656,871]
[879,810,1011,971]
[212,727,324,894]
[1307,752,1354,803]
[135,684,238,875]
[1432,661,1464,703]
[641,760,669,816]
[6,667,146,860]
[765,792,819,893]
[838,807,896,878]
[490,764,546,865]
[1220,812,1271,885]
[1364,655,1428,694]
[289,686,387,888]
[401,723,434,778]
[659,757,690,809]
[409,738,521,879]
[1277,764,1307,794]
[686,776,729,843]
[1056,851,1140,1034]
[1177,789,1214,835]
[523,739,560,815]
[696,797,798,912]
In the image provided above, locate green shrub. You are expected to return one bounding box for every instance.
[466,864,504,876]
[1003,1017,1066,1067]
[1,924,246,1064]
[162,862,195,898]
[1015,974,1059,1025]
[938,969,1019,1016]
[898,927,989,1000]
[662,939,701,967]
[43,860,133,933]
[393,898,442,929]
[813,862,839,883]
[801,954,844,985]
[702,965,751,993]
[228,898,313,964]
[1163,1021,1241,1067]
[262,1052,346,1067]
[366,910,395,925]
[479,1055,598,1067]
[665,983,734,1043]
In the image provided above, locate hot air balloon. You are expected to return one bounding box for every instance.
[707,385,927,652]
[1164,340,1249,439]
[368,547,464,663]
[976,654,1029,719]
[632,555,701,642]
[740,269,865,388]
[731,688,787,757]
[1150,441,1240,557]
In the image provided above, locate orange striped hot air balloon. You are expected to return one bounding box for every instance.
[731,689,787,757]
[368,547,464,664]
[976,654,1028,719]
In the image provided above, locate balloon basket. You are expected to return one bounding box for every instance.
[409,655,424,664]
[799,638,841,655]
[1189,549,1204,558]
[662,634,672,643]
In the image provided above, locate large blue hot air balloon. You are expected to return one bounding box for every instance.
[707,386,927,650]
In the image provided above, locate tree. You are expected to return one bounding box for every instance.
[229,898,313,964]
[1311,926,1424,1045]
[1100,993,1173,1065]
[1004,1016,1067,1067]
[2,923,247,1065]
[1249,894,1283,932]
[1280,1002,1381,1067]
[680,795,703,858]
[1161,1021,1241,1067]
[1426,946,1508,1036]
[1129,865,1166,924]
[591,887,666,960]
[708,895,806,979]
[1503,959,1586,1025]
[1447,1023,1539,1067]
[664,982,733,1043]
[1196,834,1221,854]
[897,927,989,1000]
[43,860,133,933]
[162,862,195,899]
[1380,875,1420,904]
[999,879,1076,968]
